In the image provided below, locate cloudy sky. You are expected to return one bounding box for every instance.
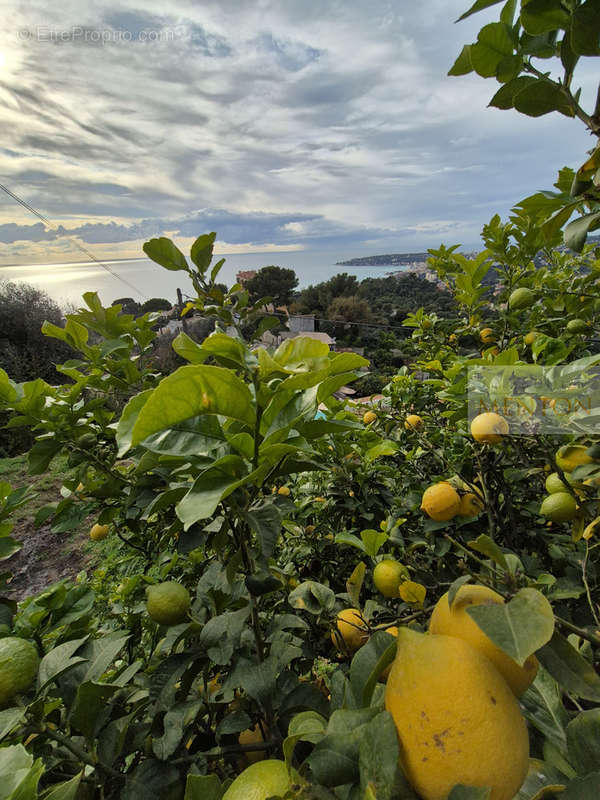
[0,0,596,280]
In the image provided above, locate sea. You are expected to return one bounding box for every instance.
[0,249,408,308]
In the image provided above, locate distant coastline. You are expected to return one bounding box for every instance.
[336,252,430,267]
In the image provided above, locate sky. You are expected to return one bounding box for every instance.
[0,0,597,300]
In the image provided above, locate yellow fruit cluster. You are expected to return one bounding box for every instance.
[420,481,484,522]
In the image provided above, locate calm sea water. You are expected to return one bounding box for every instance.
[0,250,408,307]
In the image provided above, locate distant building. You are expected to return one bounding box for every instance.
[236,270,257,284]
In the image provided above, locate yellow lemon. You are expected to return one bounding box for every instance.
[363,410,377,425]
[539,492,577,522]
[470,412,509,444]
[449,333,457,344]
[331,608,369,652]
[222,760,300,800]
[89,523,109,541]
[429,585,538,697]
[277,486,291,496]
[305,524,315,534]
[420,482,461,522]
[480,327,496,344]
[385,628,529,800]
[238,724,269,765]
[146,582,191,626]
[458,491,484,517]
[373,560,408,598]
[524,331,538,346]
[404,414,423,431]
[555,444,593,473]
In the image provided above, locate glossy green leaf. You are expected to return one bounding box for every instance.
[141,414,226,458]
[470,23,514,78]
[172,332,208,364]
[537,633,600,701]
[564,211,600,252]
[359,712,399,800]
[521,0,570,35]
[184,773,224,800]
[513,80,575,118]
[521,665,569,752]
[566,709,600,775]
[190,232,216,271]
[456,0,503,22]
[572,1,600,55]
[143,237,189,271]
[176,456,249,529]
[350,631,397,707]
[115,389,153,456]
[28,439,62,475]
[466,588,554,665]
[489,76,537,109]
[130,365,255,446]
[42,770,83,800]
[466,534,508,569]
[448,44,473,75]
[561,772,600,799]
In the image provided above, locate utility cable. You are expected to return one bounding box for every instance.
[0,181,148,300]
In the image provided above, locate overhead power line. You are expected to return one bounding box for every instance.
[0,181,148,300]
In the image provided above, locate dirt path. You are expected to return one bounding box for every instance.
[2,454,97,602]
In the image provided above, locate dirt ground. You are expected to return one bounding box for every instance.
[2,454,96,602]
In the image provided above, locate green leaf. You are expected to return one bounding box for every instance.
[141,414,226,458]
[115,390,153,456]
[41,771,83,800]
[448,576,473,608]
[466,588,554,665]
[521,0,570,35]
[70,682,120,740]
[190,232,217,272]
[520,666,569,753]
[172,332,208,364]
[0,709,25,743]
[448,44,473,75]
[564,211,600,252]
[184,774,224,800]
[153,700,202,760]
[365,441,397,462]
[176,456,249,529]
[198,333,248,369]
[470,23,514,78]
[346,562,366,610]
[359,712,400,800]
[466,534,508,570]
[288,581,335,615]
[122,760,181,800]
[561,773,600,799]
[143,237,189,271]
[360,529,388,557]
[199,607,251,664]
[566,709,600,775]
[489,76,537,109]
[28,439,62,476]
[37,636,88,691]
[0,745,44,800]
[246,503,283,561]
[350,631,397,707]
[456,0,503,22]
[537,633,600,701]
[130,365,255,446]
[572,1,600,56]
[513,80,575,118]
[79,632,130,682]
[0,538,21,561]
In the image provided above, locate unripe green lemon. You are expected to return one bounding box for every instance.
[566,318,589,334]
[545,472,569,493]
[539,492,577,522]
[146,582,191,626]
[509,287,535,310]
[524,331,538,346]
[373,560,408,598]
[0,637,40,708]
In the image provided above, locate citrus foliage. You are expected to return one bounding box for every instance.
[0,3,598,799]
